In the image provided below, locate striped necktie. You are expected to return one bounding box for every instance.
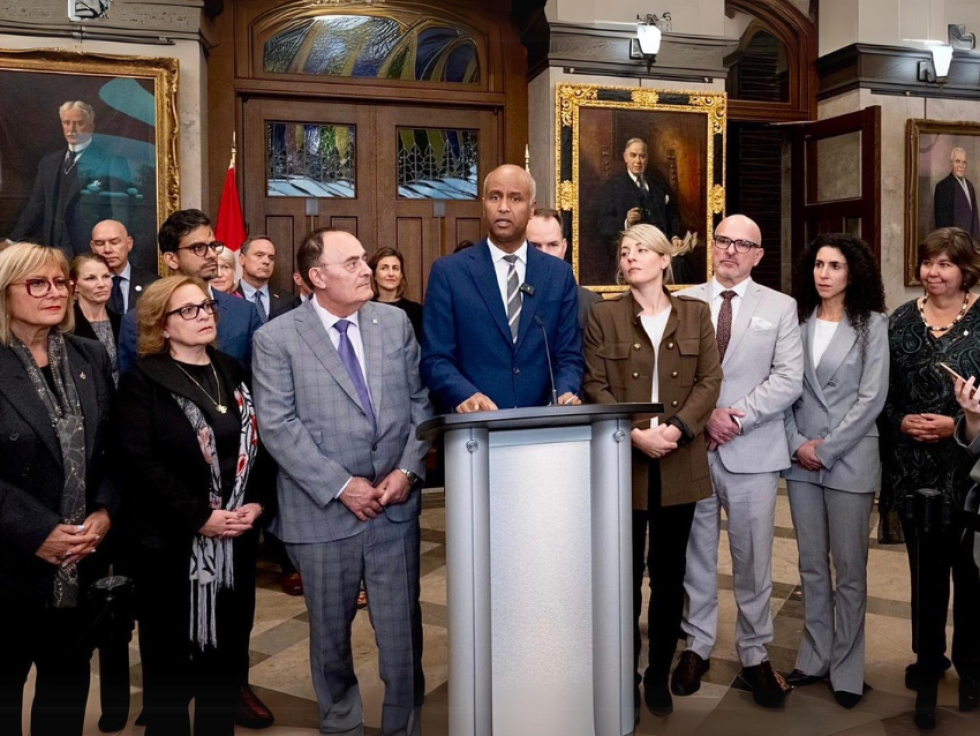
[503,254,521,343]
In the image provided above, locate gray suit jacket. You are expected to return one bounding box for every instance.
[252,299,432,544]
[679,279,803,474]
[782,312,888,492]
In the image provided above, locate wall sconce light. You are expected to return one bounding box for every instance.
[918,44,953,83]
[630,14,664,73]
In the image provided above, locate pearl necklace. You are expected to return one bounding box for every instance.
[919,292,970,333]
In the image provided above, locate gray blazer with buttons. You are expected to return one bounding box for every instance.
[251,299,432,544]
[782,312,889,493]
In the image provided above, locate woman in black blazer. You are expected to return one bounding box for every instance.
[70,253,121,384]
[114,275,271,736]
[0,243,117,736]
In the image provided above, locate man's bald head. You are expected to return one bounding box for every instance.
[90,219,134,274]
[712,214,764,288]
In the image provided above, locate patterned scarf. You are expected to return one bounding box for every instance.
[171,380,258,649]
[11,333,87,608]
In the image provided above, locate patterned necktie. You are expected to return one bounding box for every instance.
[716,290,737,361]
[109,275,124,314]
[503,254,522,343]
[64,149,77,175]
[636,176,647,192]
[252,290,268,324]
[334,319,376,432]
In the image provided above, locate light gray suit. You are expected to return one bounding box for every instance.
[678,279,803,666]
[252,299,432,736]
[782,312,888,695]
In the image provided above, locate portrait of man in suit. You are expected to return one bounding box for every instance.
[252,227,432,736]
[6,101,130,258]
[672,214,803,709]
[235,235,294,323]
[934,147,980,238]
[90,219,159,314]
[421,164,584,413]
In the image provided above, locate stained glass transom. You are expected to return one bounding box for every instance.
[263,14,480,84]
[397,128,478,200]
[267,122,356,198]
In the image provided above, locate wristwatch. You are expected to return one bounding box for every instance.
[399,468,422,488]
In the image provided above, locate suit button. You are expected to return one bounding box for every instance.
[514,368,520,374]
[632,372,639,379]
[22,468,30,477]
[633,343,642,350]
[371,443,378,451]
[671,371,678,378]
[671,400,678,407]
[667,342,674,349]
[8,433,18,441]
[828,381,837,387]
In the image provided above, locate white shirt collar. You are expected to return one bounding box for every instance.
[710,276,751,301]
[117,262,132,282]
[239,279,269,301]
[68,138,93,155]
[486,238,528,265]
[629,172,644,186]
[311,296,361,333]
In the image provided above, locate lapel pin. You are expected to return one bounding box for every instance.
[372,318,378,324]
[135,285,143,292]
[79,372,87,380]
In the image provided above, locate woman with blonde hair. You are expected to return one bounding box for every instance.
[584,224,722,722]
[114,275,271,735]
[0,243,117,736]
[211,246,239,294]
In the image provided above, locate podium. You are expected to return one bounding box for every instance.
[419,404,662,736]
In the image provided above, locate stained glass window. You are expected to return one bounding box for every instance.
[266,122,356,198]
[397,128,478,200]
[263,14,480,84]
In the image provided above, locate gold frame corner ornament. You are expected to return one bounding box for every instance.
[0,48,180,275]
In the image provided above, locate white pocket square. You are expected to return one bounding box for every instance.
[750,316,773,331]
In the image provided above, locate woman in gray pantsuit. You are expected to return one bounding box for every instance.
[782,234,888,709]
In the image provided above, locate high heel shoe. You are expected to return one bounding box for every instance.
[915,674,939,730]
[961,676,980,712]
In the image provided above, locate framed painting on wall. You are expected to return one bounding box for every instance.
[0,48,179,274]
[555,83,727,292]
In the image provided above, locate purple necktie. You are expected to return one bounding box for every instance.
[334,319,376,432]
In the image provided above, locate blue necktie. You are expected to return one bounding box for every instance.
[109,275,124,314]
[252,290,268,323]
[334,319,376,432]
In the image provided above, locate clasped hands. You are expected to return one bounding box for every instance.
[339,471,412,522]
[900,413,955,443]
[705,407,745,451]
[35,508,110,567]
[199,503,263,539]
[456,391,581,413]
[632,423,682,459]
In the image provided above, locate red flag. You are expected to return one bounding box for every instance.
[215,140,246,251]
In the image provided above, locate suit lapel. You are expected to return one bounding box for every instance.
[515,249,542,349]
[0,347,61,463]
[814,315,857,387]
[469,244,514,346]
[723,280,759,368]
[801,318,828,409]
[65,340,100,461]
[295,302,367,413]
[360,303,384,423]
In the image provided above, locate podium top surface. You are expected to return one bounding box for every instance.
[417,403,663,441]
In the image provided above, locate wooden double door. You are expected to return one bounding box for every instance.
[242,97,498,301]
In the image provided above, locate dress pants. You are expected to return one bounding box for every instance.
[631,463,697,690]
[787,482,874,695]
[902,514,980,679]
[682,452,778,667]
[134,531,258,736]
[288,513,424,736]
[0,595,94,736]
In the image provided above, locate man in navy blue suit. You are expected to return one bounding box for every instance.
[117,209,263,375]
[421,164,583,413]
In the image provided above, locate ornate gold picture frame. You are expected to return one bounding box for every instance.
[0,48,180,274]
[905,119,980,286]
[555,83,727,292]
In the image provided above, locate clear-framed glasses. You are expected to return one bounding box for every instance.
[712,234,759,254]
[13,277,74,298]
[177,241,225,257]
[165,299,219,321]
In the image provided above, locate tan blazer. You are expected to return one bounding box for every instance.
[583,290,723,509]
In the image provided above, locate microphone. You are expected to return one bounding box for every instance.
[519,283,535,297]
[534,315,559,406]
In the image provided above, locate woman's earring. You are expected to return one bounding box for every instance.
[163,332,170,339]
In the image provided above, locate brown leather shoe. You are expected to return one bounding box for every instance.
[671,650,710,696]
[236,684,275,729]
[281,572,303,596]
[739,661,793,708]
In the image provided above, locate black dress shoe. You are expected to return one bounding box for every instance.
[785,669,826,687]
[236,684,275,729]
[739,661,793,708]
[98,710,129,733]
[905,657,951,690]
[833,690,862,709]
[671,650,710,696]
[644,677,673,716]
[960,676,980,712]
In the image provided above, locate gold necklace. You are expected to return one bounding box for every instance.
[919,292,970,333]
[174,360,227,413]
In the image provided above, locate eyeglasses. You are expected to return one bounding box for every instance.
[13,278,73,297]
[712,235,759,254]
[176,241,225,257]
[165,299,219,321]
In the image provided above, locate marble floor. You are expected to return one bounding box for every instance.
[22,487,980,735]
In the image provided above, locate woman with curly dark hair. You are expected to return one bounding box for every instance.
[781,234,888,709]
[879,227,980,727]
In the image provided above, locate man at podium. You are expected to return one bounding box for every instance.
[421,165,583,412]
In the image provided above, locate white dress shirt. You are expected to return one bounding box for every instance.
[116,262,132,313]
[708,276,751,330]
[639,305,671,427]
[487,239,528,311]
[812,319,839,368]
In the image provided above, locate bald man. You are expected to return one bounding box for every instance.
[670,215,803,709]
[934,147,980,238]
[90,219,159,313]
